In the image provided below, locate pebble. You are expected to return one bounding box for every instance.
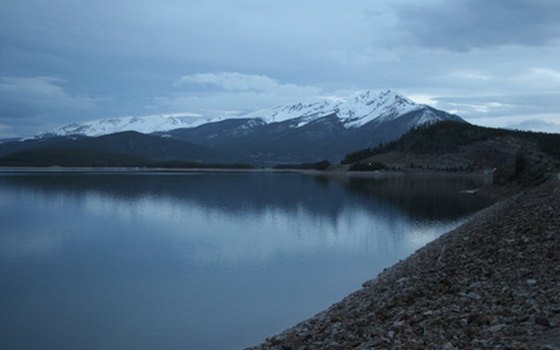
[487,324,506,333]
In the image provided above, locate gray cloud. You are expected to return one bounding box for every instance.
[432,92,560,118]
[0,0,559,136]
[0,77,97,116]
[507,118,560,133]
[394,0,560,50]
[175,72,300,92]
[0,76,99,135]
[154,72,323,114]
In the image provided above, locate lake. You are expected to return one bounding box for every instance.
[0,170,492,349]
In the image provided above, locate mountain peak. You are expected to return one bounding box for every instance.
[352,88,392,101]
[349,89,414,106]
[337,89,420,128]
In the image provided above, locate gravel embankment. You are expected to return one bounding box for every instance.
[250,175,560,349]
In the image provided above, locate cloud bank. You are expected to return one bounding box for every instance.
[154,72,323,115]
[393,0,560,50]
[0,0,559,136]
[0,76,98,136]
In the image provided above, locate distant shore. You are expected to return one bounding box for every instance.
[249,174,560,349]
[0,166,269,173]
[0,166,493,179]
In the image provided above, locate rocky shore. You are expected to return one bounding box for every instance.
[249,175,560,349]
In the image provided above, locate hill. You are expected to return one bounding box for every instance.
[0,131,236,167]
[341,121,560,183]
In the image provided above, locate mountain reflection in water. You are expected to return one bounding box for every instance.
[0,171,492,350]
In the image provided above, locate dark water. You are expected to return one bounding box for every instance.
[0,171,492,350]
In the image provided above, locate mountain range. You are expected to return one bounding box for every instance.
[2,90,465,165]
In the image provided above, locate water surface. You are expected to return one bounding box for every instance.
[0,171,492,349]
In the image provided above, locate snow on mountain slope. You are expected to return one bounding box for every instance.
[244,89,421,128]
[244,99,337,124]
[337,90,420,127]
[33,90,455,138]
[34,113,226,138]
[415,108,459,125]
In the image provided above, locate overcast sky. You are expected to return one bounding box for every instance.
[1,0,559,137]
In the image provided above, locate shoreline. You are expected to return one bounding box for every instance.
[0,166,493,180]
[249,175,560,349]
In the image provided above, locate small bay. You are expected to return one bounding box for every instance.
[0,171,492,349]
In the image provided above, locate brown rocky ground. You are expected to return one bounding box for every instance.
[249,174,560,349]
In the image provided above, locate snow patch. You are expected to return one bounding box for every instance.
[244,89,422,129]
[34,113,226,138]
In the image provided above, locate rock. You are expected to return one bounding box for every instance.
[442,342,458,350]
[487,324,506,333]
[467,292,482,300]
[396,277,409,284]
[535,314,550,327]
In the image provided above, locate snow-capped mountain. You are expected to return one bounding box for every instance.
[33,113,226,139]
[33,90,450,138]
[241,89,421,128]
[158,91,464,163]
[13,89,465,163]
[338,90,420,127]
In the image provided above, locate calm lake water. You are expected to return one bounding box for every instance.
[0,171,492,350]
